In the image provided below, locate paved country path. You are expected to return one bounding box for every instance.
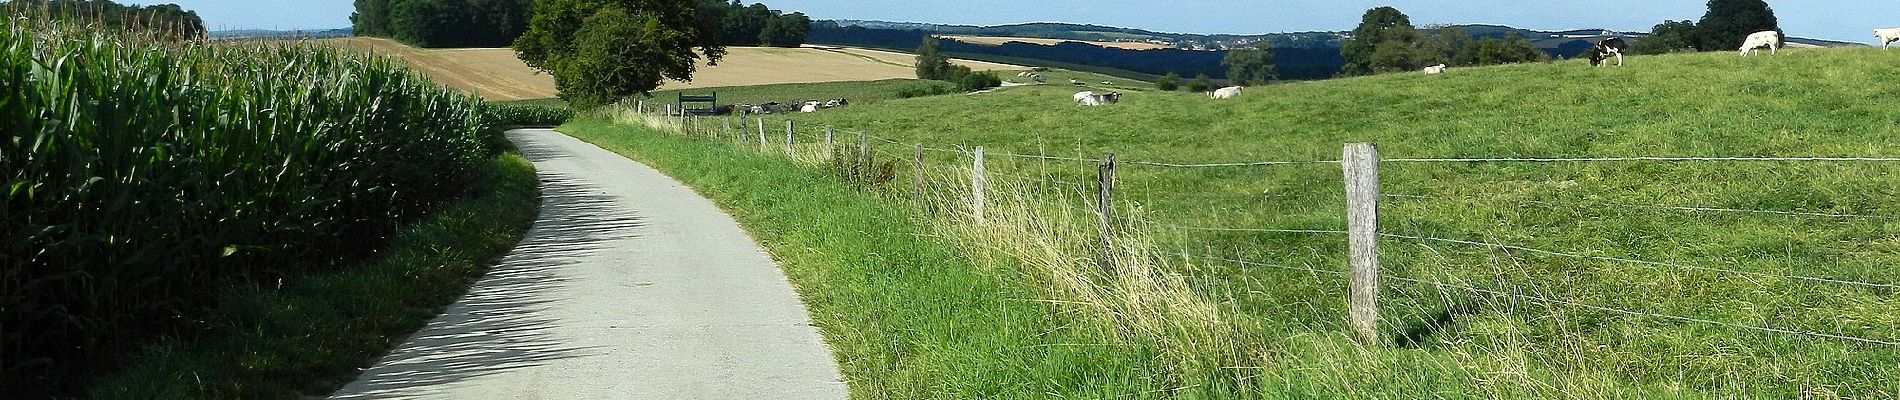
[330,128,848,399]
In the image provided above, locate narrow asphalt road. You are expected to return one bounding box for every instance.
[331,129,848,399]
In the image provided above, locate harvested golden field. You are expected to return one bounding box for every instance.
[323,37,1027,100]
[941,35,1174,50]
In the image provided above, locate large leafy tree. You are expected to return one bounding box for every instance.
[513,0,724,109]
[1696,0,1777,51]
[1221,41,1276,86]
[1340,6,1437,75]
[915,35,951,80]
[1634,20,1699,54]
[758,11,809,47]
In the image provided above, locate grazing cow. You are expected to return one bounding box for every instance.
[1073,91,1120,106]
[1032,75,1047,84]
[1422,64,1448,75]
[1101,80,1113,85]
[1070,79,1084,86]
[1588,37,1628,67]
[1210,86,1244,100]
[1739,30,1782,56]
[800,101,819,113]
[1876,28,1900,49]
[1074,91,1101,106]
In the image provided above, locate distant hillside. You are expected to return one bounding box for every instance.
[813,20,1864,81]
[209,28,353,40]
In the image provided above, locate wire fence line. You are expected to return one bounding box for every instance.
[1377,232,1900,290]
[1382,156,1900,163]
[1125,217,1349,235]
[668,112,1900,348]
[1383,194,1894,220]
[1187,253,1900,347]
[1375,273,1900,347]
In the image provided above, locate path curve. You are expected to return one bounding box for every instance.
[331,129,848,399]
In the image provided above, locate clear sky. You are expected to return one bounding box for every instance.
[167,0,1883,43]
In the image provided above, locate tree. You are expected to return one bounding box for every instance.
[1452,35,1547,66]
[512,0,724,109]
[1221,41,1276,86]
[1340,6,1436,75]
[1696,0,1777,52]
[720,2,770,46]
[388,0,459,47]
[1634,20,1699,54]
[915,36,952,80]
[1156,72,1180,91]
[758,11,809,47]
[1186,73,1213,93]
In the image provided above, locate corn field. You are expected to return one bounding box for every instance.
[1,18,496,389]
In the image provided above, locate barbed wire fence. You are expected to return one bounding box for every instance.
[628,101,1900,349]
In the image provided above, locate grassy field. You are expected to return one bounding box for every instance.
[943,34,1174,50]
[327,37,1026,101]
[596,47,1900,397]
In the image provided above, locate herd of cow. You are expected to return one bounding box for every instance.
[726,98,850,115]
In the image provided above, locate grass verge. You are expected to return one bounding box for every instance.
[83,152,540,399]
[557,120,1223,398]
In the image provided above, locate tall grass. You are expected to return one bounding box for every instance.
[1,18,495,391]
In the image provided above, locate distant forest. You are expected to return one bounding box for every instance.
[350,0,532,48]
[808,22,1346,81]
[2,0,204,38]
[351,0,810,49]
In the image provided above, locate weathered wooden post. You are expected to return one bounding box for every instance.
[1342,142,1381,344]
[757,118,767,151]
[1097,153,1117,272]
[913,144,925,206]
[856,131,869,182]
[825,126,835,159]
[972,146,986,221]
[785,120,795,152]
[637,100,645,114]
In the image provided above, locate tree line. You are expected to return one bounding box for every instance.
[352,0,810,49]
[1631,0,1778,54]
[2,0,205,38]
[695,0,810,47]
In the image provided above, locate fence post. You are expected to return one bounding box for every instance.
[637,100,645,114]
[913,143,925,206]
[1342,142,1381,345]
[856,131,869,182]
[825,127,835,159]
[757,118,767,151]
[786,120,795,152]
[972,146,986,221]
[1097,153,1117,273]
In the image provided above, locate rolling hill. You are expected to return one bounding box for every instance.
[323,37,1026,101]
[604,47,1900,397]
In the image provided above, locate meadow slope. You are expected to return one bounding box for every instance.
[704,48,1900,397]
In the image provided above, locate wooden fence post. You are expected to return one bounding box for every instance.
[1342,142,1381,344]
[972,146,986,221]
[757,118,767,151]
[637,100,645,114]
[785,120,795,152]
[1097,153,1117,272]
[913,144,925,206]
[856,131,869,182]
[825,127,835,159]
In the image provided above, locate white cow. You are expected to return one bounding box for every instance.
[1876,28,1900,49]
[1073,91,1105,106]
[1210,86,1244,100]
[1740,30,1782,56]
[1422,64,1448,75]
[800,102,819,113]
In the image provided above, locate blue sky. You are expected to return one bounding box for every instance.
[167,0,1883,43]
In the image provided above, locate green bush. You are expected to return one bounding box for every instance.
[1,19,491,393]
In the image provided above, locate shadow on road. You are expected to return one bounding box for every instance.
[331,169,645,399]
